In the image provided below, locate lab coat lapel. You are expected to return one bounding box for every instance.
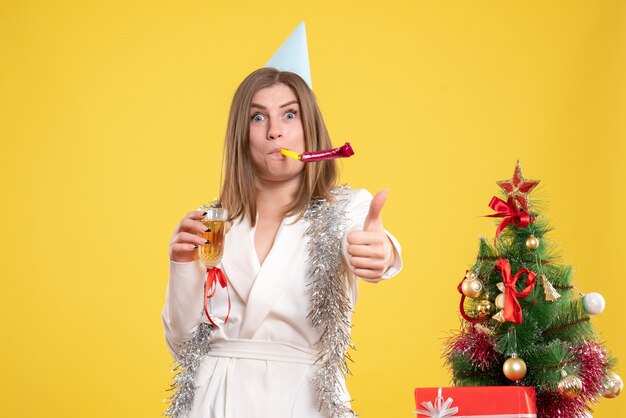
[238,215,305,339]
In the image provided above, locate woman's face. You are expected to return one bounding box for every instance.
[248,83,305,183]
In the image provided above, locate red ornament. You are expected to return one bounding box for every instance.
[496,161,540,212]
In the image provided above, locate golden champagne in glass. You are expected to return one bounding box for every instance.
[198,206,228,268]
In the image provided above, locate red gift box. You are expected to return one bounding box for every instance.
[414,386,536,418]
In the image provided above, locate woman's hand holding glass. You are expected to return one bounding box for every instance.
[169,210,231,263]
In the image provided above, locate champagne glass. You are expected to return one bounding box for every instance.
[197,206,228,268]
[197,204,229,326]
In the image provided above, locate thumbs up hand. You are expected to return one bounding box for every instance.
[347,190,396,281]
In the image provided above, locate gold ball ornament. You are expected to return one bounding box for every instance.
[495,293,505,310]
[603,372,623,398]
[503,355,527,381]
[558,373,583,399]
[476,299,493,318]
[526,235,540,250]
[461,277,484,299]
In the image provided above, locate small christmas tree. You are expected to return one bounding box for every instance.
[444,161,622,417]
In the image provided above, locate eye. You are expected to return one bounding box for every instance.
[251,113,266,122]
[283,110,297,120]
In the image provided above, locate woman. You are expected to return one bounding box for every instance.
[163,68,402,418]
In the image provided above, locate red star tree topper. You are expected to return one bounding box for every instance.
[496,161,540,212]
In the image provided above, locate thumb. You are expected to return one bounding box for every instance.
[363,190,388,232]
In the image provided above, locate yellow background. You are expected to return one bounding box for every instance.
[1,1,624,416]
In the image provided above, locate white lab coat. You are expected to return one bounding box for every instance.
[163,189,402,418]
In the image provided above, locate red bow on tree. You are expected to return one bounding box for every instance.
[203,267,231,327]
[487,196,532,241]
[496,258,537,325]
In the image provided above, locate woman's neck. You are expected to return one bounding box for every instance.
[255,175,301,219]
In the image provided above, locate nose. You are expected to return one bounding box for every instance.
[267,118,282,140]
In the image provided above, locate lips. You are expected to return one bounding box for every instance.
[269,147,292,156]
[268,148,286,159]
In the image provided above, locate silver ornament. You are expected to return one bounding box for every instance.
[583,292,606,315]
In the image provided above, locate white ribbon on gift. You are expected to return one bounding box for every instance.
[414,387,539,418]
[415,387,459,418]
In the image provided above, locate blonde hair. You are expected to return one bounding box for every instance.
[220,67,338,225]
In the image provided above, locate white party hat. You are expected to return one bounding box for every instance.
[265,22,312,89]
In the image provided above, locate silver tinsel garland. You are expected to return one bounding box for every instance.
[165,186,356,417]
[304,186,357,418]
[164,323,214,418]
